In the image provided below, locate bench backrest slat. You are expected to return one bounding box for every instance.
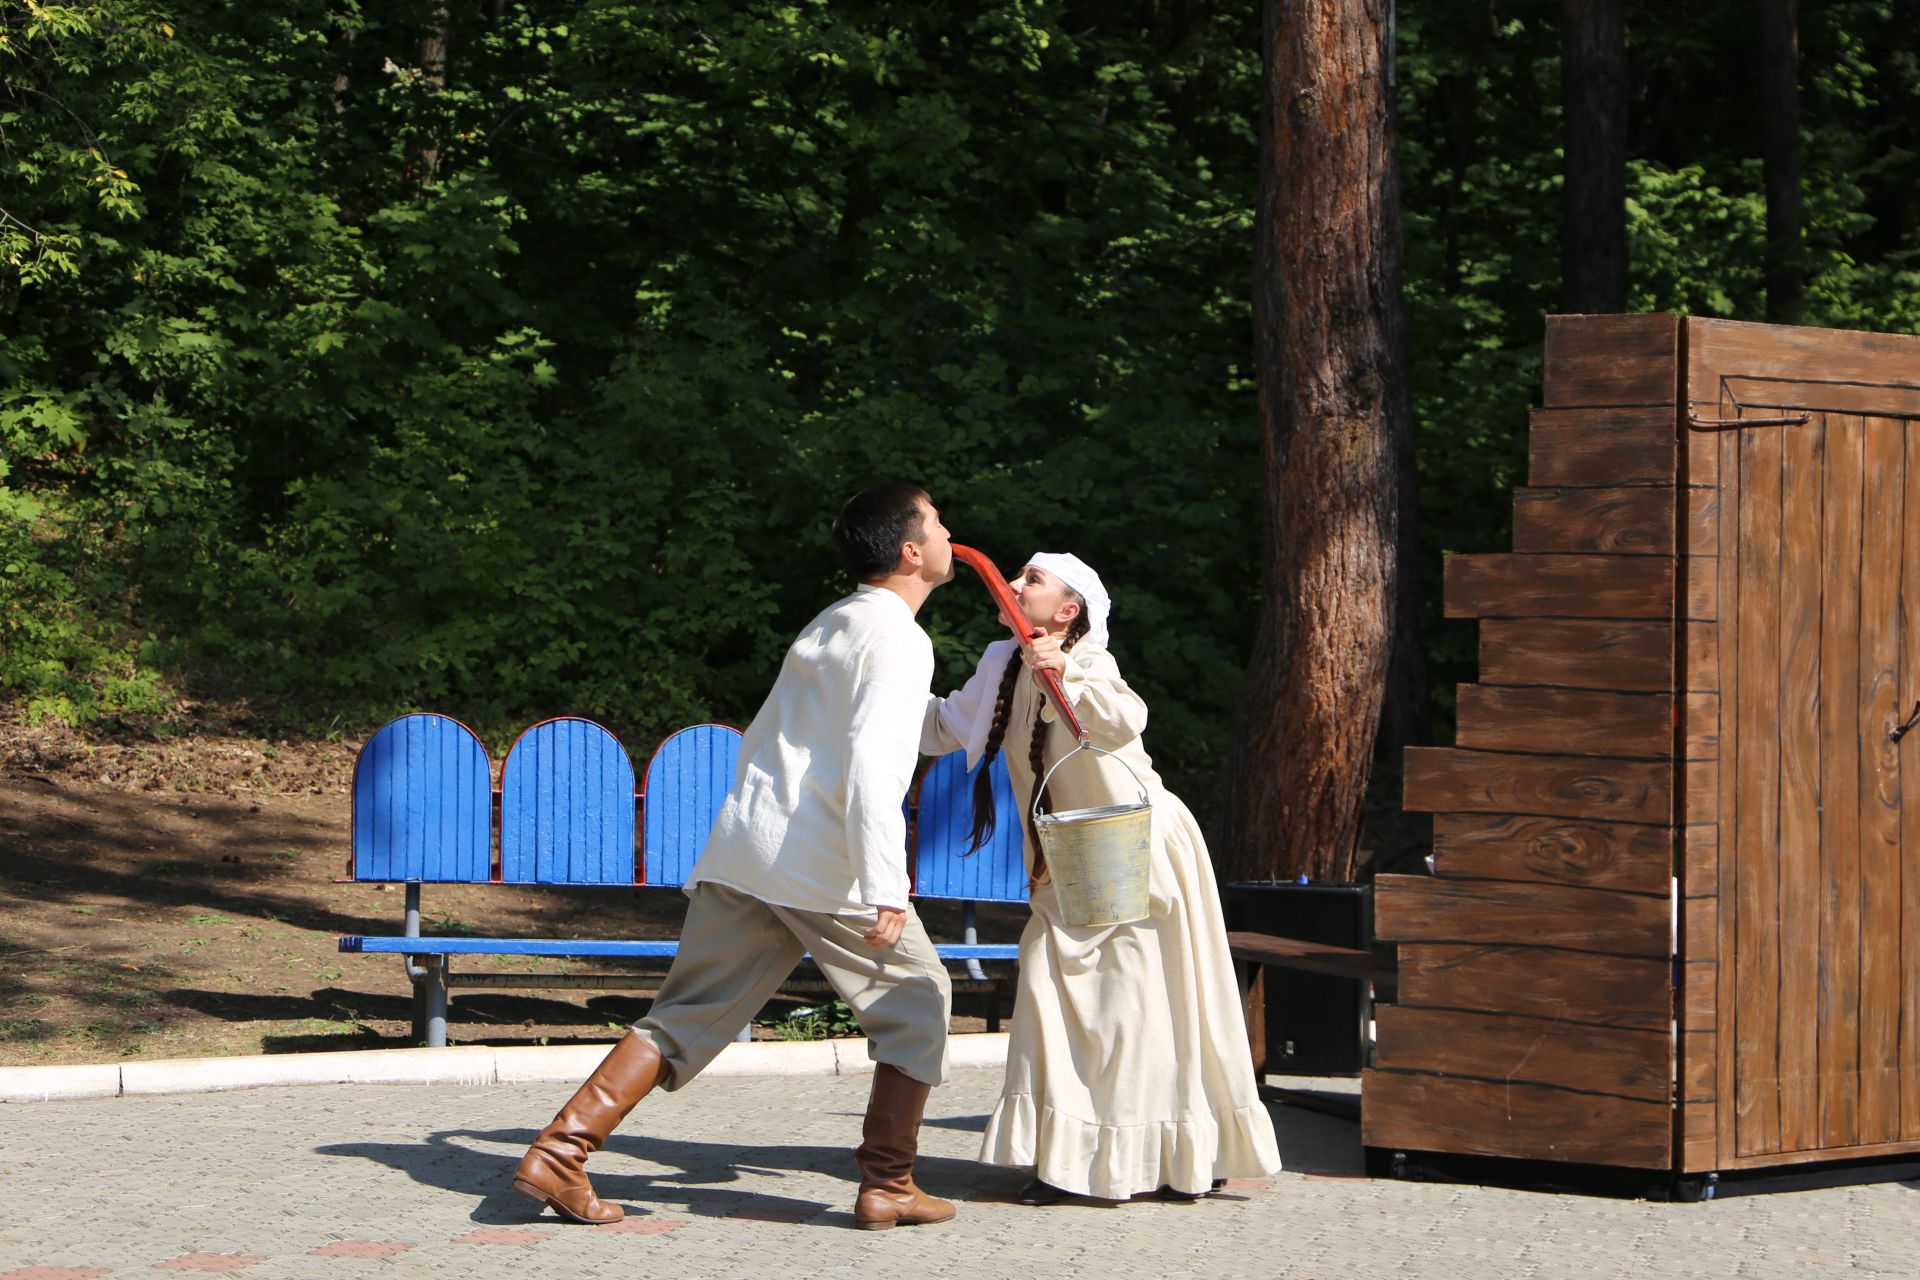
[352,713,493,882]
[913,750,1029,903]
[643,724,742,887]
[500,718,639,885]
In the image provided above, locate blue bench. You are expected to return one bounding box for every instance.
[336,713,1028,1046]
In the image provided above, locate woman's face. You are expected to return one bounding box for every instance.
[1007,565,1081,634]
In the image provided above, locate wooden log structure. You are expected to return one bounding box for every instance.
[1367,314,1920,1180]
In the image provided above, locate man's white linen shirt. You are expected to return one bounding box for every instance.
[687,585,933,915]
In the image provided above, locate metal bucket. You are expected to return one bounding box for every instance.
[1031,745,1153,927]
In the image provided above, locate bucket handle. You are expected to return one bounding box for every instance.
[1031,741,1151,825]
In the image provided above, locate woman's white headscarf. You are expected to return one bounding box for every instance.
[1025,551,1110,652]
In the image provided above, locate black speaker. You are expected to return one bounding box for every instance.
[1222,882,1372,1076]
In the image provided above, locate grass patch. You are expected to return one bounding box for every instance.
[427,909,473,936]
[762,998,861,1042]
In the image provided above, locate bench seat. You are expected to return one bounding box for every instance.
[340,936,1021,961]
[1225,930,1397,989]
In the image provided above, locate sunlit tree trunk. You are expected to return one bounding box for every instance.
[1230,0,1413,885]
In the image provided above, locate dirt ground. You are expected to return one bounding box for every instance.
[0,711,1016,1068]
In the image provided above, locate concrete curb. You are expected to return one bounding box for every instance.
[0,1063,124,1102]
[0,1032,1010,1102]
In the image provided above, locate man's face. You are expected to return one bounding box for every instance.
[1008,564,1078,632]
[909,496,955,583]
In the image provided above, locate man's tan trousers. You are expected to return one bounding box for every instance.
[632,881,953,1088]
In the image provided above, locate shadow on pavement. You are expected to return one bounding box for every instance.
[922,1112,988,1134]
[316,1092,1351,1228]
[316,1126,996,1227]
[1265,1098,1365,1177]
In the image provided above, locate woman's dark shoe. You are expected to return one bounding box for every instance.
[1018,1178,1068,1206]
[1158,1184,1206,1202]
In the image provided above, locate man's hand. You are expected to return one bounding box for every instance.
[864,906,907,949]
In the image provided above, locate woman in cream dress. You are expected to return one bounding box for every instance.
[922,553,1279,1203]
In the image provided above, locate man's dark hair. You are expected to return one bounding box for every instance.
[831,482,930,580]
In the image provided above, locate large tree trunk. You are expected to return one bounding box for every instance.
[1758,0,1804,324]
[1559,0,1628,314]
[1229,0,1412,885]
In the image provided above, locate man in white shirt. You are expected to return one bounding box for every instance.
[512,482,960,1231]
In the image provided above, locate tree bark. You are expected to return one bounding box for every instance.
[1230,0,1413,885]
[1758,0,1803,324]
[411,7,450,186]
[1559,0,1628,314]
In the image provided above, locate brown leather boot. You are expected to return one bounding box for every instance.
[512,1031,666,1224]
[852,1062,957,1230]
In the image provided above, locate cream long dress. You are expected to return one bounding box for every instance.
[923,641,1281,1198]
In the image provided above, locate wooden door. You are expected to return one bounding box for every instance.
[1689,319,1920,1163]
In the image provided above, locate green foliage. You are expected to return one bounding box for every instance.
[0,0,1264,770]
[763,997,862,1042]
[6,0,1920,790]
[0,500,174,724]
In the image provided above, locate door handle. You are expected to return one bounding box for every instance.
[1685,409,1811,432]
[1892,701,1920,742]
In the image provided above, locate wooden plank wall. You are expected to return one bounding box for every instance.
[1363,313,1681,1171]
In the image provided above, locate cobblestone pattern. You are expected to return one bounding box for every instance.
[2,1069,1916,1278]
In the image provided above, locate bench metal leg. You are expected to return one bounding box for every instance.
[402,882,427,1043]
[421,956,449,1048]
[961,904,988,984]
[410,974,427,1045]
[402,954,451,1046]
[399,882,449,1047]
[956,905,1006,1036]
[962,902,1002,1032]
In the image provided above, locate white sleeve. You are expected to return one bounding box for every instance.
[846,631,936,911]
[920,642,1011,756]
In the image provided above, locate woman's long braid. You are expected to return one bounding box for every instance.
[963,650,1026,854]
[1025,606,1091,882]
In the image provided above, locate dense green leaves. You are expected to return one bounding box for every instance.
[5,0,1920,793]
[0,1,1263,770]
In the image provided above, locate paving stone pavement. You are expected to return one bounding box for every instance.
[3,1067,1918,1279]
